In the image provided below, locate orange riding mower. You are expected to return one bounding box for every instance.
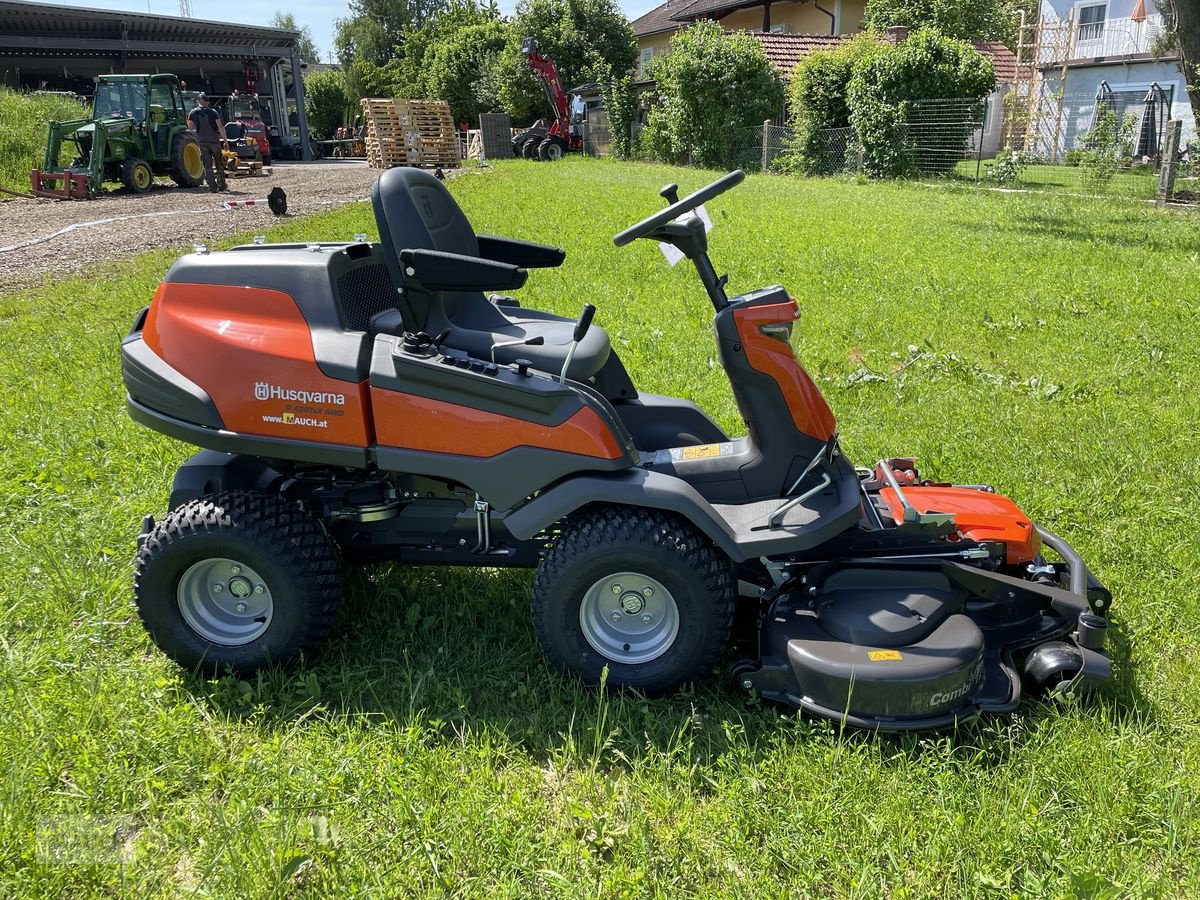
[121,169,1111,730]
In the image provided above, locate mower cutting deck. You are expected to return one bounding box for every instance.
[121,168,1113,730]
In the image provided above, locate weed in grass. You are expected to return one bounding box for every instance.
[0,158,1198,896]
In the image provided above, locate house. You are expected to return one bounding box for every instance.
[631,0,869,78]
[1034,0,1196,147]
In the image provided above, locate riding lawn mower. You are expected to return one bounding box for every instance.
[121,169,1113,731]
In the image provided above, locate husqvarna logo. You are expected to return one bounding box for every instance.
[251,382,346,406]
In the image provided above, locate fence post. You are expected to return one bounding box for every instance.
[1156,119,1183,209]
[761,119,771,172]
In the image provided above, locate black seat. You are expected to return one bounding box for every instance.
[371,167,611,380]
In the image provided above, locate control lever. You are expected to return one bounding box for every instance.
[659,183,680,204]
[559,304,596,384]
[432,327,451,350]
[491,334,544,363]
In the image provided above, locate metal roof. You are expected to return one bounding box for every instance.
[0,0,300,60]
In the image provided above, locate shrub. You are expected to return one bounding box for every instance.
[602,76,639,160]
[784,34,883,175]
[1076,106,1135,190]
[642,21,784,169]
[985,146,1027,184]
[847,27,994,178]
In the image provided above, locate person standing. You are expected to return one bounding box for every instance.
[187,93,228,192]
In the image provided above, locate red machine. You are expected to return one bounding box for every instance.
[228,90,271,165]
[511,37,584,162]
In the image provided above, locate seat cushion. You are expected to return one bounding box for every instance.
[436,301,611,380]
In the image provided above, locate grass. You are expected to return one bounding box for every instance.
[0,88,88,193]
[2,157,1199,896]
[956,157,1161,199]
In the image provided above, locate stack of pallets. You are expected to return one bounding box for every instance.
[361,98,461,170]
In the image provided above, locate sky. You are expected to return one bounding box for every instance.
[61,0,663,66]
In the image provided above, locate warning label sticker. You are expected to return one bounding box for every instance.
[653,442,737,465]
[867,650,903,661]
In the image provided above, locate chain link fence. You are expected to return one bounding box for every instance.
[619,96,1189,203]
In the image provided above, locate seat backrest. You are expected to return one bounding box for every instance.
[372,168,482,332]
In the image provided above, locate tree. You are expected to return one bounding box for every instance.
[494,0,637,121]
[1158,0,1200,128]
[862,0,1019,44]
[305,70,349,138]
[270,12,321,64]
[642,21,784,169]
[847,27,994,177]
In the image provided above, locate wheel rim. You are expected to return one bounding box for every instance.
[177,557,273,646]
[579,572,679,664]
[183,142,203,178]
[133,165,151,189]
[547,143,563,161]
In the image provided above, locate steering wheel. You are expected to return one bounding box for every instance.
[613,169,745,247]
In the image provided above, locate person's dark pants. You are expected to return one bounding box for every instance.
[200,142,225,191]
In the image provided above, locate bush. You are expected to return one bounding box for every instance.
[602,76,639,159]
[1076,106,1135,189]
[0,88,87,192]
[642,21,784,169]
[304,71,349,140]
[985,146,1027,184]
[847,27,994,178]
[784,34,883,175]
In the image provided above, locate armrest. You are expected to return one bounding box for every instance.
[476,235,565,269]
[399,248,528,292]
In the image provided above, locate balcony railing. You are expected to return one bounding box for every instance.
[1068,13,1165,60]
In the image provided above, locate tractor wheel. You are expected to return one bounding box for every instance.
[532,505,734,695]
[538,137,568,162]
[121,157,154,193]
[134,491,343,674]
[167,131,205,188]
[521,137,541,160]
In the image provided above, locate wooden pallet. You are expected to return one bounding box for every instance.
[361,98,461,169]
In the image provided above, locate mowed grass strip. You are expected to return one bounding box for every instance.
[1,158,1198,897]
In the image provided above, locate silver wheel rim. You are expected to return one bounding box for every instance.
[547,144,563,160]
[579,572,679,664]
[177,557,273,646]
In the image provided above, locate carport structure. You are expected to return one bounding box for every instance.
[0,0,312,160]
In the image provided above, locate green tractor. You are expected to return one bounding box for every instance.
[33,74,206,198]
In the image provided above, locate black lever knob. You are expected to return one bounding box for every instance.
[659,183,679,205]
[526,335,545,346]
[573,304,596,342]
[515,358,532,377]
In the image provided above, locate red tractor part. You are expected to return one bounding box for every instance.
[30,168,91,199]
[517,37,582,161]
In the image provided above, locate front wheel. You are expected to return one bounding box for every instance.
[538,137,568,161]
[134,491,343,674]
[532,506,734,695]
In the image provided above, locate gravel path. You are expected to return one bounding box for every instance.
[0,161,383,290]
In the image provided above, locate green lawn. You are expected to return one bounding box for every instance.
[2,157,1199,897]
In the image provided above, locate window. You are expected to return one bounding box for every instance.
[639,47,653,79]
[769,23,786,33]
[1077,3,1106,43]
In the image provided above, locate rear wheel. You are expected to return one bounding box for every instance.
[121,157,154,193]
[521,137,541,160]
[134,491,343,674]
[168,130,205,187]
[538,136,568,161]
[532,506,734,695]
